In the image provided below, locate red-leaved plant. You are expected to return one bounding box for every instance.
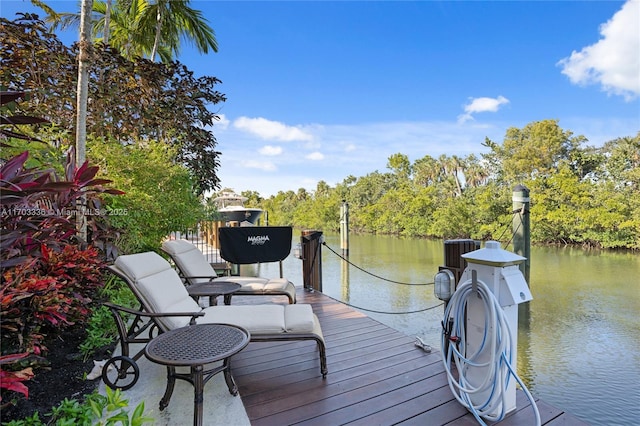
[1,150,124,268]
[1,244,105,354]
[0,354,34,400]
[0,150,123,403]
[1,90,124,403]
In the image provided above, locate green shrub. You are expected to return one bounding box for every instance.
[80,275,138,359]
[88,137,204,253]
[2,388,154,426]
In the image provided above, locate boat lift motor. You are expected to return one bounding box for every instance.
[440,241,539,425]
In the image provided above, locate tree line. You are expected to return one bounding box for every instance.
[254,120,640,250]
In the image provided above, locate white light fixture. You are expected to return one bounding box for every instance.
[434,269,455,301]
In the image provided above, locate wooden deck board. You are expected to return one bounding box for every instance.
[247,359,445,422]
[231,288,587,425]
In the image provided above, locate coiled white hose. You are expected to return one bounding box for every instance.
[441,278,541,426]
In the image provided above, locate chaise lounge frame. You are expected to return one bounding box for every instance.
[162,238,297,304]
[105,251,327,387]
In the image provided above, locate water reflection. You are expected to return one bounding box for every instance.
[341,258,349,303]
[257,234,640,425]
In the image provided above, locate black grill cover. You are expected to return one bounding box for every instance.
[219,226,293,264]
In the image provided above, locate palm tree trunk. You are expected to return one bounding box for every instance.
[150,1,163,61]
[104,0,111,44]
[76,0,92,166]
[76,0,93,240]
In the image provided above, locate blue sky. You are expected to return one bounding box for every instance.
[2,1,639,197]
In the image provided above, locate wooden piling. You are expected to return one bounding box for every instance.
[340,201,349,257]
[512,184,531,283]
[301,230,323,291]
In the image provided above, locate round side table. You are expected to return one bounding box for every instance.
[187,280,242,306]
[145,323,250,426]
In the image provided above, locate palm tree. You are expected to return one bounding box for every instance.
[42,0,217,62]
[76,0,92,168]
[29,0,92,238]
[103,0,112,43]
[413,155,439,187]
[29,0,60,19]
[464,154,490,188]
[141,0,218,62]
[94,0,148,58]
[449,155,464,196]
[75,0,94,241]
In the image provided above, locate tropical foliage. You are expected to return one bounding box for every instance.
[1,243,106,353]
[2,387,153,426]
[1,14,225,194]
[0,150,123,269]
[46,0,218,63]
[88,136,204,253]
[260,121,640,250]
[0,5,217,417]
[0,149,121,403]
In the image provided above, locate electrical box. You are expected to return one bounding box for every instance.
[499,266,532,306]
[458,241,532,417]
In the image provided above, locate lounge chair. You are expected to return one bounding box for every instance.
[162,238,297,304]
[108,251,327,378]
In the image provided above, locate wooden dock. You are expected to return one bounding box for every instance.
[231,288,587,425]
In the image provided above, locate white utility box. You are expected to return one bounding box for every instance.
[460,241,533,417]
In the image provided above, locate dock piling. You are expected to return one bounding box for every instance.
[340,201,349,257]
[512,184,531,283]
[301,230,323,291]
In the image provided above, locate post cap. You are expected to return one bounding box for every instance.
[461,240,526,266]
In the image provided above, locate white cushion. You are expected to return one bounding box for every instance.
[113,252,315,336]
[263,278,294,292]
[222,277,294,295]
[212,276,269,286]
[161,238,199,256]
[283,304,316,333]
[162,240,219,283]
[115,251,172,281]
[163,240,296,298]
[197,304,316,335]
[114,252,201,330]
[200,305,286,334]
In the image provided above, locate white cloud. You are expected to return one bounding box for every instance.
[215,113,230,130]
[233,116,314,141]
[217,116,639,197]
[259,145,283,156]
[305,152,325,160]
[457,96,510,123]
[240,159,277,171]
[557,0,640,100]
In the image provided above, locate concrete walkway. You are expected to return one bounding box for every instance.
[96,341,251,425]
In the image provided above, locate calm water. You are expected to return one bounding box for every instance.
[255,234,640,425]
